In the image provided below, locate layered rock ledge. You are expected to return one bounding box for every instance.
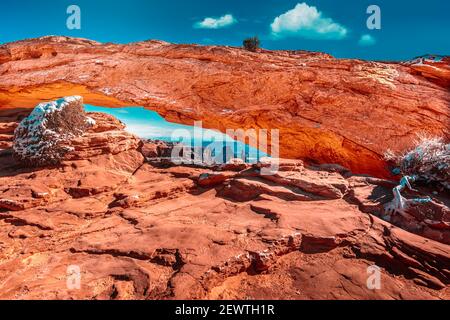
[0,36,449,178]
[0,105,448,300]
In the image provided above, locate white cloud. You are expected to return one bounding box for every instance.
[270,3,348,40]
[358,34,376,46]
[194,14,237,29]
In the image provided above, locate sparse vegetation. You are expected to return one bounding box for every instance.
[385,135,449,190]
[243,36,260,52]
[13,97,93,167]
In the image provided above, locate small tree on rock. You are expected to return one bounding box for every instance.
[243,36,260,52]
[384,135,449,190]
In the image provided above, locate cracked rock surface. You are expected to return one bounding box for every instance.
[0,111,448,300]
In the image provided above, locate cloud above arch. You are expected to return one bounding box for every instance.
[194,14,237,29]
[270,3,348,40]
[358,34,376,46]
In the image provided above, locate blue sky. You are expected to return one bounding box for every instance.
[85,105,264,160]
[84,105,233,142]
[0,0,449,60]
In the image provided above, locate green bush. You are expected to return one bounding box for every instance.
[243,36,260,52]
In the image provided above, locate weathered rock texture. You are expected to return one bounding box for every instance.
[0,36,449,178]
[405,55,450,87]
[0,111,449,300]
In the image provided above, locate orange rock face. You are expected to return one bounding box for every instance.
[0,111,449,300]
[405,55,450,87]
[0,36,448,178]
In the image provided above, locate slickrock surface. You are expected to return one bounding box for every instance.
[0,36,449,177]
[0,111,448,300]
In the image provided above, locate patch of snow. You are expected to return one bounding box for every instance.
[85,117,96,126]
[220,109,233,114]
[13,96,90,166]
[100,88,113,96]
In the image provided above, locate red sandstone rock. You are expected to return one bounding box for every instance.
[198,172,234,188]
[220,178,313,202]
[405,55,450,87]
[141,140,171,159]
[0,36,448,177]
[0,39,449,300]
[218,158,249,172]
[0,109,27,152]
[0,111,449,300]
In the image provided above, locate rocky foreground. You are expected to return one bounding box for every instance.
[0,36,449,178]
[0,108,448,300]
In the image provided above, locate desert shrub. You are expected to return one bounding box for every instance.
[243,36,260,52]
[13,96,94,167]
[385,135,449,190]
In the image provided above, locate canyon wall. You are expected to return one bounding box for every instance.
[0,36,449,177]
[1,110,449,299]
